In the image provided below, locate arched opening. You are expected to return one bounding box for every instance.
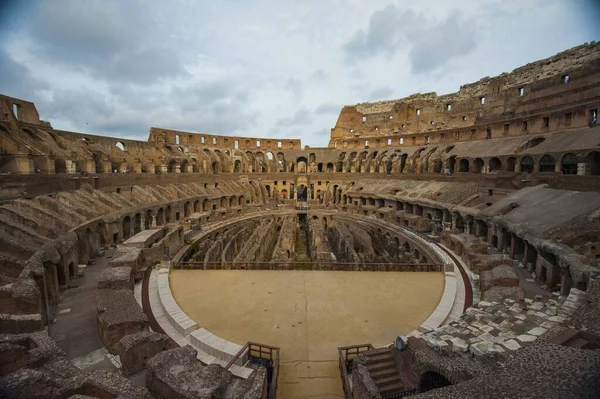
[180,159,188,173]
[520,156,534,173]
[419,371,452,392]
[561,153,578,175]
[122,216,132,240]
[239,196,245,206]
[297,157,308,173]
[506,157,516,172]
[211,161,219,174]
[539,154,556,172]
[448,156,456,174]
[326,162,334,172]
[234,160,241,173]
[167,159,176,173]
[473,158,484,173]
[489,157,501,172]
[317,163,323,172]
[55,159,67,174]
[193,200,200,213]
[400,154,408,173]
[459,159,469,172]
[433,159,443,173]
[184,202,191,217]
[166,205,172,223]
[281,189,288,200]
[203,199,210,211]
[587,151,600,175]
[116,142,125,152]
[134,213,141,235]
[145,210,153,229]
[297,185,307,201]
[265,185,271,198]
[156,208,164,225]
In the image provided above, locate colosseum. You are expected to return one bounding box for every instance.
[1,42,600,398]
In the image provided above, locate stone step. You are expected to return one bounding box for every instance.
[379,381,405,395]
[375,375,402,387]
[366,360,395,372]
[363,347,390,356]
[365,352,393,364]
[370,368,397,380]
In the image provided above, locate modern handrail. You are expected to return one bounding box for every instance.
[226,341,281,399]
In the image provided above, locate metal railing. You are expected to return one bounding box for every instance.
[226,341,280,399]
[337,344,375,399]
[172,260,443,272]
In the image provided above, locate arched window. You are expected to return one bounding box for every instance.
[561,153,578,175]
[459,159,469,172]
[539,154,556,172]
[489,157,501,172]
[520,156,534,173]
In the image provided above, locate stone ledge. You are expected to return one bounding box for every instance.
[189,328,248,366]
[157,271,197,336]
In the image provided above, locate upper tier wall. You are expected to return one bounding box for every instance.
[148,127,301,150]
[329,41,600,146]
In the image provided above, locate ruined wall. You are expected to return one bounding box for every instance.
[330,42,600,149]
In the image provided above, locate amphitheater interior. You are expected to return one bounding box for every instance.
[1,42,600,399]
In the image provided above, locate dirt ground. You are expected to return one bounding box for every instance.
[170,270,444,398]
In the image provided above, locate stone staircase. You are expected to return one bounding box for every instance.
[363,347,404,396]
[293,225,311,268]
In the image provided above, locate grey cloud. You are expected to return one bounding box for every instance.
[27,0,188,83]
[286,78,304,99]
[311,69,329,81]
[407,12,478,73]
[369,87,394,100]
[315,103,341,115]
[276,107,312,127]
[0,50,48,99]
[344,6,478,73]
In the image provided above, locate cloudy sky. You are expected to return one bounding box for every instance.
[1,0,599,147]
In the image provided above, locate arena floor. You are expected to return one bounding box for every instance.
[169,270,445,398]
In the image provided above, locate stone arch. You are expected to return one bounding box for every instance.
[459,159,469,172]
[167,159,176,173]
[326,162,334,172]
[203,199,210,211]
[156,208,165,225]
[297,157,308,173]
[180,159,189,173]
[473,158,484,173]
[134,213,142,235]
[239,195,245,206]
[419,371,452,393]
[193,200,200,213]
[211,161,219,174]
[184,202,191,217]
[166,205,172,223]
[234,160,242,173]
[520,156,534,173]
[144,209,153,229]
[55,158,67,174]
[433,159,443,173]
[400,153,408,173]
[122,216,132,240]
[489,157,501,172]
[561,153,578,175]
[447,155,456,174]
[587,151,600,175]
[539,154,556,172]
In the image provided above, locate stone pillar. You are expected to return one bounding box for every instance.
[560,269,572,296]
[451,215,458,230]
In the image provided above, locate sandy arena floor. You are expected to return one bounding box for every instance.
[170,270,444,398]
